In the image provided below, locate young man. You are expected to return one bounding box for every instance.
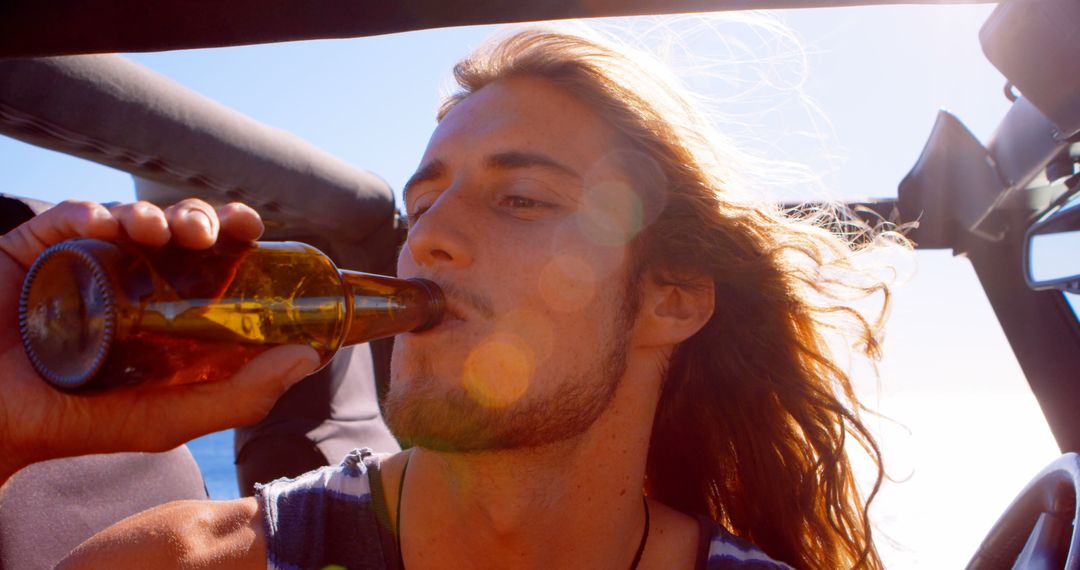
[0,29,888,569]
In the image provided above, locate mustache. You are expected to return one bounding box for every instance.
[420,276,496,321]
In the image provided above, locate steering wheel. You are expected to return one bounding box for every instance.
[966,453,1079,569]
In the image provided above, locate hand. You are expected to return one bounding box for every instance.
[0,199,319,487]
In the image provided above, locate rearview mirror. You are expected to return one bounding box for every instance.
[1025,199,1080,293]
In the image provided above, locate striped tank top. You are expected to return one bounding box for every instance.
[257,448,795,570]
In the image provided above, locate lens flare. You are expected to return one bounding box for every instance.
[463,333,534,408]
[576,180,644,247]
[548,224,627,282]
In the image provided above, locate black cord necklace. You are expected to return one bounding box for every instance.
[394,455,651,570]
[629,495,651,570]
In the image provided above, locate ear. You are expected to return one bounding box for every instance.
[633,273,715,348]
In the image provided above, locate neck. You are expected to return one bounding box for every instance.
[398,349,663,570]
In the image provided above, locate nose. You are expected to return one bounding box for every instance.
[401,191,475,270]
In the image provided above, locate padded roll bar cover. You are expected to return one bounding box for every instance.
[985,97,1070,198]
[0,55,396,268]
[898,110,1005,249]
[134,177,403,274]
[0,193,51,234]
[980,0,1080,137]
[0,448,209,570]
[0,0,1003,59]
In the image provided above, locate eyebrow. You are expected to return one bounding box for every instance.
[402,160,445,204]
[402,151,582,205]
[484,151,582,181]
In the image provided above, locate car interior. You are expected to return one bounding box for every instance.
[0,1,1077,568]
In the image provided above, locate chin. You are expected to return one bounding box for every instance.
[383,367,620,454]
[386,318,631,453]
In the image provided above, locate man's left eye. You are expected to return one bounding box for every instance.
[499,196,551,209]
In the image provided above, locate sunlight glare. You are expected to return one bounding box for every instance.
[576,180,644,246]
[463,333,535,408]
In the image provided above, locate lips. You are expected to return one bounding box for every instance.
[443,303,468,323]
[432,284,479,323]
[406,275,490,330]
[409,300,467,336]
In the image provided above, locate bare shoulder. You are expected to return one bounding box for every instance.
[57,497,266,570]
[642,499,700,570]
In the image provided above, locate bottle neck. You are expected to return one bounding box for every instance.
[338,270,444,347]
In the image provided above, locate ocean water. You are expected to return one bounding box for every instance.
[187,429,240,499]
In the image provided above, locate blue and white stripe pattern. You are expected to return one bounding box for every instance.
[703,526,797,569]
[258,448,394,570]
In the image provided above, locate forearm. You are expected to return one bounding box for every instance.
[56,498,267,570]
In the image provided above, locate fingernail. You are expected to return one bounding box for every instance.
[91,205,113,221]
[184,210,213,233]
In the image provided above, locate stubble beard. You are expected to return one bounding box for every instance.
[384,297,636,453]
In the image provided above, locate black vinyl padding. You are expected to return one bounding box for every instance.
[0,56,397,273]
[0,194,50,234]
[0,1,997,59]
[0,449,210,570]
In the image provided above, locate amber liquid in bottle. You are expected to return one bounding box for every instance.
[18,238,443,391]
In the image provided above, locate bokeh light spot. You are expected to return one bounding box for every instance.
[463,334,534,408]
[576,180,644,247]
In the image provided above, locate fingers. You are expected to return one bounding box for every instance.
[162,199,264,249]
[59,345,321,456]
[164,198,220,250]
[0,200,121,268]
[216,202,265,242]
[205,344,321,427]
[0,197,263,270]
[137,346,321,451]
[108,201,171,247]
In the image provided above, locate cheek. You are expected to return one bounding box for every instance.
[491,307,557,365]
[536,231,629,316]
[537,255,598,312]
[396,243,417,277]
[518,263,629,360]
[462,333,534,408]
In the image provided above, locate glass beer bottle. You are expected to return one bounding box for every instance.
[18,238,443,391]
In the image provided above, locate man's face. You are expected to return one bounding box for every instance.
[386,77,655,451]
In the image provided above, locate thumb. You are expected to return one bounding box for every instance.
[232,344,322,393]
[193,344,322,430]
[64,345,323,456]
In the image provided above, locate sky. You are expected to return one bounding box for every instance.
[1,4,1073,568]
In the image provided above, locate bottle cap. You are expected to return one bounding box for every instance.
[19,240,117,390]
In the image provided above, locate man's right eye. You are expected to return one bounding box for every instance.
[407,206,429,225]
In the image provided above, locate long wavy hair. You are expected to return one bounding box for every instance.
[437,26,899,569]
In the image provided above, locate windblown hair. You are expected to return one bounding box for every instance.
[438,27,900,569]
